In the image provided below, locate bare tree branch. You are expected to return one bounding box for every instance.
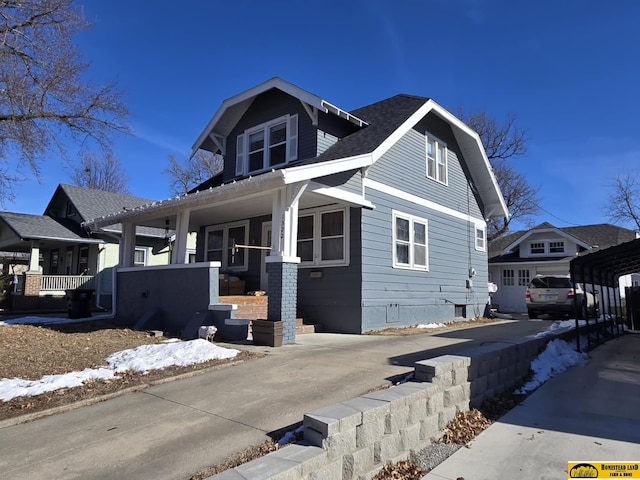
[164,150,223,196]
[460,109,540,240]
[0,0,130,205]
[604,172,640,231]
[69,151,130,194]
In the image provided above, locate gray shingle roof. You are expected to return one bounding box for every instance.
[489,222,638,261]
[294,94,428,166]
[0,212,91,242]
[56,184,157,221]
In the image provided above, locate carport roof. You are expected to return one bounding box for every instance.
[570,237,640,287]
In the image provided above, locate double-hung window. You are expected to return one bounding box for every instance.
[549,241,565,254]
[236,114,298,176]
[475,225,486,251]
[297,207,348,267]
[530,242,545,254]
[393,211,428,271]
[205,221,249,271]
[426,134,447,184]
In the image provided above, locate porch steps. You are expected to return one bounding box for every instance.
[218,295,318,334]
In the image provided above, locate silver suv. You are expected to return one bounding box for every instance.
[525,275,597,319]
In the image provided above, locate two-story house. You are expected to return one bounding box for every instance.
[489,222,638,313]
[86,77,508,339]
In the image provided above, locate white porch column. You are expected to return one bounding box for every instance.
[28,240,40,271]
[270,182,308,260]
[172,210,191,264]
[120,221,136,267]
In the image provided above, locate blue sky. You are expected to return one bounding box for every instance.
[7,0,640,232]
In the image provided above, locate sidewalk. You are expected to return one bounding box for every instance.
[423,333,640,479]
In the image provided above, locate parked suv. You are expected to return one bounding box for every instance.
[525,275,597,319]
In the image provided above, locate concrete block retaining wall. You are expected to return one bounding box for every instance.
[208,332,567,480]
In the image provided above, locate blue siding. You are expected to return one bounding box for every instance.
[297,207,362,333]
[358,111,489,331]
[314,170,362,196]
[366,113,484,220]
[317,130,339,155]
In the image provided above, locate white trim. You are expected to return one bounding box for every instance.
[307,181,375,209]
[392,210,429,271]
[365,178,486,226]
[425,132,448,185]
[297,206,350,268]
[118,261,221,273]
[205,220,250,272]
[281,154,374,184]
[503,227,591,253]
[265,255,301,264]
[475,224,486,252]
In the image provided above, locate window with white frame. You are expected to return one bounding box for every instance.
[236,114,298,176]
[530,242,545,254]
[297,207,348,267]
[475,225,486,251]
[426,134,447,184]
[392,211,428,271]
[549,241,565,253]
[205,221,249,271]
[518,269,530,286]
[503,269,514,286]
[134,247,148,267]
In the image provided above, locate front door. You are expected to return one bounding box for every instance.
[260,221,272,292]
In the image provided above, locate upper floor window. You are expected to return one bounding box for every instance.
[426,134,447,184]
[530,242,545,254]
[549,241,565,253]
[475,225,486,251]
[297,207,348,267]
[205,221,249,271]
[236,114,298,176]
[393,211,428,271]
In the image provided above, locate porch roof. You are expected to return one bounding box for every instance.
[83,168,374,231]
[0,212,102,252]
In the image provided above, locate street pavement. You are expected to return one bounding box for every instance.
[423,333,640,480]
[0,319,636,480]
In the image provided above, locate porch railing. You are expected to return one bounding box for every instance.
[40,275,96,293]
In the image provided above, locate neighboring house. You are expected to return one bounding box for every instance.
[488,222,638,313]
[0,184,196,311]
[85,77,508,337]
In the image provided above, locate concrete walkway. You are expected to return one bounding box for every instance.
[1,320,634,480]
[423,333,640,480]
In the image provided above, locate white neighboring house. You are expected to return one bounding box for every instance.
[488,222,639,313]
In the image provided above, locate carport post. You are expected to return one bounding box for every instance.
[571,265,581,352]
[612,274,621,336]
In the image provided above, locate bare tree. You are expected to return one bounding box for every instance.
[165,150,223,196]
[0,0,129,204]
[604,172,640,231]
[461,110,540,240]
[70,151,129,193]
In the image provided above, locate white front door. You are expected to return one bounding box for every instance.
[260,222,272,292]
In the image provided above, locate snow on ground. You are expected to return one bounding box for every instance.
[0,315,240,402]
[417,322,445,329]
[515,338,588,394]
[535,319,587,338]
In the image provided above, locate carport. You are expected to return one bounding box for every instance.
[570,237,640,350]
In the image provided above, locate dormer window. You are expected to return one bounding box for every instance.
[236,114,298,176]
[530,242,545,254]
[549,241,565,253]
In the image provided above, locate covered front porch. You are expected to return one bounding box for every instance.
[85,170,371,343]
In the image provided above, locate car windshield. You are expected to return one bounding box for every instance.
[530,277,572,289]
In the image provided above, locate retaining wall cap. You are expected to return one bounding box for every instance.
[456,342,515,358]
[415,355,470,371]
[341,396,390,414]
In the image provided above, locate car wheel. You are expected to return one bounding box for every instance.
[573,303,587,319]
[527,309,538,319]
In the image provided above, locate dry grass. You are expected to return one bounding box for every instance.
[365,317,504,336]
[0,320,262,421]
